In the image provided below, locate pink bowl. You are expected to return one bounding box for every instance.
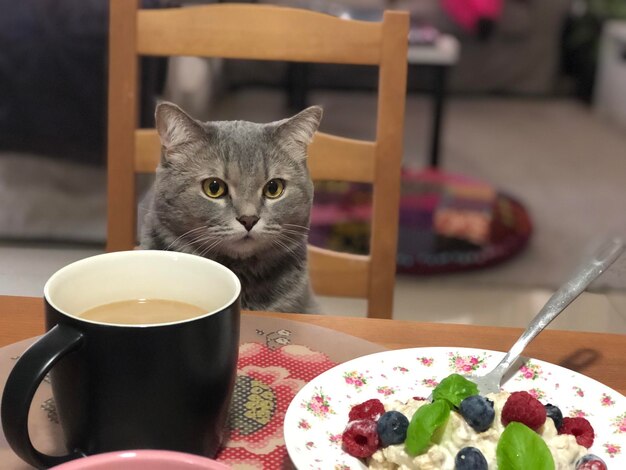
[50,450,230,470]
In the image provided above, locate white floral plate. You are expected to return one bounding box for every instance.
[283,347,626,469]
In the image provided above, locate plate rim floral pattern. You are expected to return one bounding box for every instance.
[284,347,626,469]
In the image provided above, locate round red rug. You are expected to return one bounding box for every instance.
[310,168,532,275]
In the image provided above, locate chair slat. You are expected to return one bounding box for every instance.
[134,130,376,183]
[308,246,370,298]
[135,129,161,173]
[308,133,375,183]
[137,4,382,65]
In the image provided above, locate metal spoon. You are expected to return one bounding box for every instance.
[436,237,625,397]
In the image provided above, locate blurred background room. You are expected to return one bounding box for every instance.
[1,0,626,332]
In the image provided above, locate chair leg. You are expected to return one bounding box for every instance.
[287,62,310,111]
[429,65,448,168]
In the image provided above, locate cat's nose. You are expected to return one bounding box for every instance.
[237,215,259,231]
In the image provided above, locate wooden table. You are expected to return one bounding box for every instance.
[1,295,624,395]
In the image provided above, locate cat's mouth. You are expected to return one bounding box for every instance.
[224,232,267,258]
[234,229,264,245]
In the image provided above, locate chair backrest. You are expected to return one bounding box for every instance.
[107,0,409,319]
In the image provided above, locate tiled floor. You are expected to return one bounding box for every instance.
[2,243,625,335]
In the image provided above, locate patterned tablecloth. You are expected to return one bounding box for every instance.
[0,315,386,469]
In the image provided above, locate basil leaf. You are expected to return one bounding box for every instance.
[431,373,479,409]
[497,422,555,470]
[405,400,450,456]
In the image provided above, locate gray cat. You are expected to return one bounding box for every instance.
[140,102,322,313]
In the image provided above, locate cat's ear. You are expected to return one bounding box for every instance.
[155,101,204,151]
[275,106,323,150]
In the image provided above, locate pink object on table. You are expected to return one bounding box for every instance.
[440,0,503,33]
[50,450,231,470]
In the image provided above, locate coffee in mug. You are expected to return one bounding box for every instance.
[78,298,208,325]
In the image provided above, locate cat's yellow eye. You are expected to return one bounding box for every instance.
[202,178,228,198]
[263,179,285,199]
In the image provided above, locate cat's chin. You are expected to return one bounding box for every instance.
[225,236,266,259]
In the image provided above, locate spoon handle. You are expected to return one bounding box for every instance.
[491,237,625,377]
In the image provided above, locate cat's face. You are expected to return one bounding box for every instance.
[151,102,322,259]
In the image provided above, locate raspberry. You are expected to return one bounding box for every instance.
[501,391,547,431]
[575,454,607,470]
[341,419,379,458]
[348,398,385,421]
[560,417,595,448]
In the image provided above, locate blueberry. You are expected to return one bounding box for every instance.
[376,411,409,446]
[459,395,495,432]
[455,447,488,470]
[545,403,563,431]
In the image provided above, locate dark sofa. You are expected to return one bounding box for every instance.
[0,0,169,166]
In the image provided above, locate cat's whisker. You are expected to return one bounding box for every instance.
[207,241,225,257]
[188,231,217,244]
[279,231,306,243]
[181,229,225,248]
[283,223,310,232]
[272,240,294,261]
[189,235,221,253]
[278,236,303,250]
[273,238,304,266]
[182,229,232,255]
[281,229,308,238]
[175,233,217,254]
[198,239,224,258]
[186,237,212,257]
[165,226,208,251]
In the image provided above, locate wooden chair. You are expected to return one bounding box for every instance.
[107,0,409,319]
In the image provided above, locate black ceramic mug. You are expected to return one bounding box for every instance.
[1,250,241,469]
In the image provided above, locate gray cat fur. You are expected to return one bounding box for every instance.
[140,102,322,313]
